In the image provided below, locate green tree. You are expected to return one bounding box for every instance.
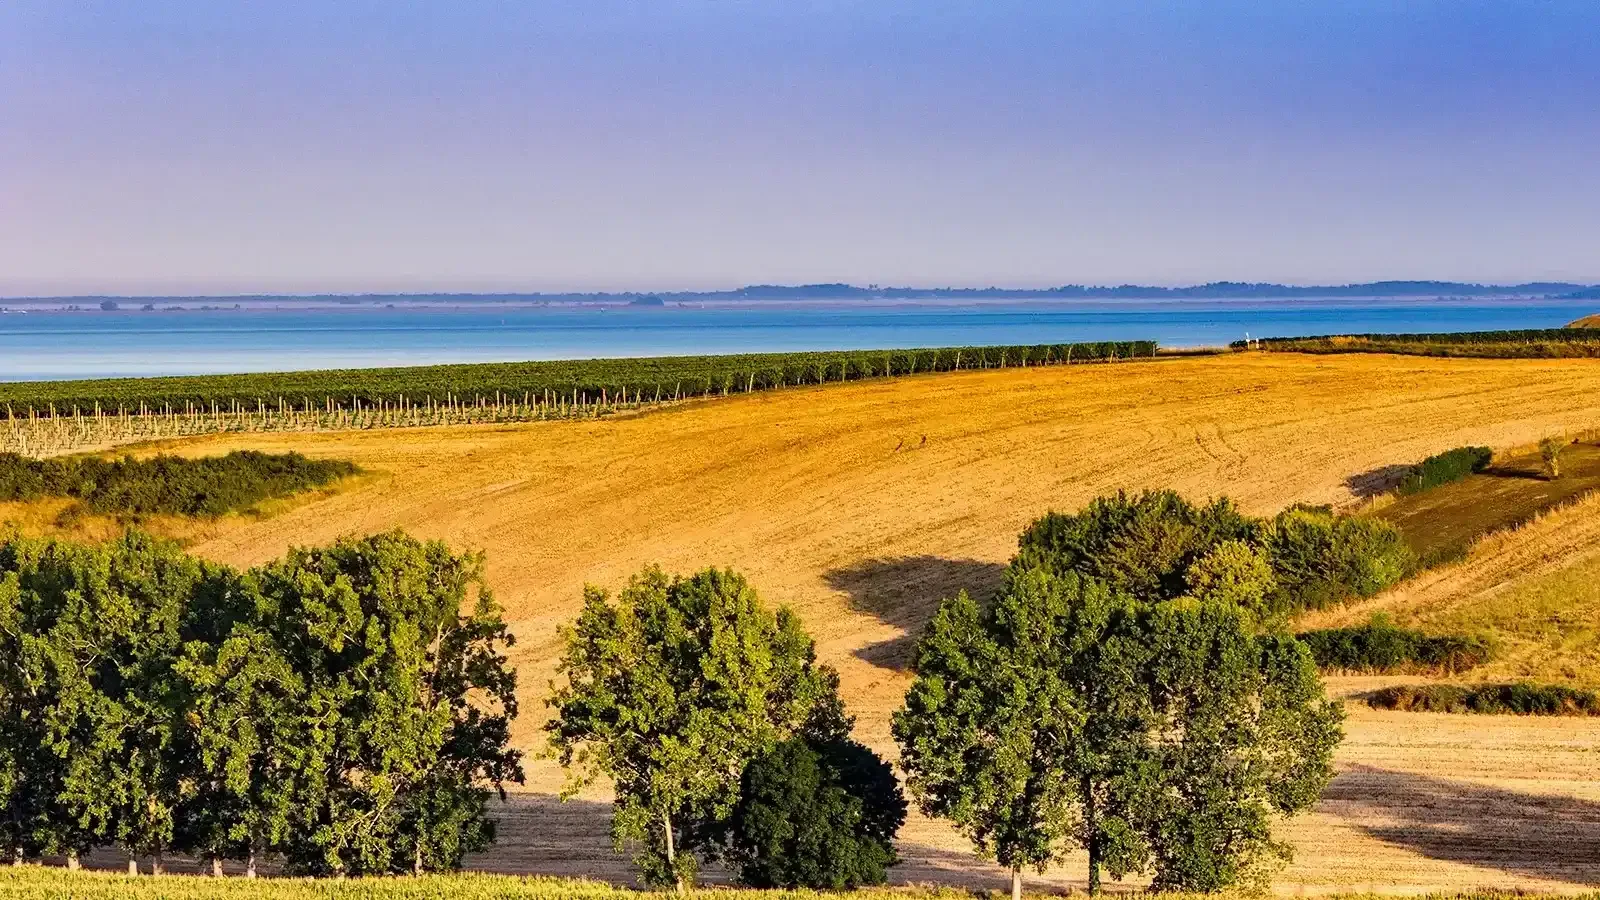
[1015,490,1257,603]
[896,564,1343,895]
[1141,599,1343,890]
[894,568,1156,899]
[173,595,305,877]
[252,531,522,875]
[1262,506,1412,609]
[19,533,218,875]
[547,567,847,892]
[719,736,905,889]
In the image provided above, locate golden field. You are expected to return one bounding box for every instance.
[11,351,1600,894]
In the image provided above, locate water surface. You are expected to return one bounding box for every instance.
[1,297,1593,381]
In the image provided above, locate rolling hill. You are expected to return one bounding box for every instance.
[10,351,1600,892]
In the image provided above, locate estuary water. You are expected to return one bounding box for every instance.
[1,296,1595,382]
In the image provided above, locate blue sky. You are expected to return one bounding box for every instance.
[3,0,1597,295]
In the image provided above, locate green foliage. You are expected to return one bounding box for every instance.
[0,342,1158,419]
[1015,491,1411,617]
[1014,491,1258,604]
[547,567,849,889]
[720,737,906,889]
[0,530,521,875]
[1365,682,1600,715]
[254,532,523,875]
[1540,437,1566,479]
[1183,540,1277,618]
[0,532,227,865]
[1396,446,1493,495]
[1261,505,1413,612]
[0,451,357,516]
[1296,615,1492,674]
[3,867,980,899]
[1140,602,1343,892]
[893,565,1341,893]
[1237,328,1600,358]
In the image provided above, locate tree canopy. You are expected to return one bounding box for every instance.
[0,529,521,876]
[896,505,1344,895]
[547,566,853,890]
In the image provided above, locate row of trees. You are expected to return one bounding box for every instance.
[3,488,1371,890]
[0,530,521,876]
[549,491,1361,895]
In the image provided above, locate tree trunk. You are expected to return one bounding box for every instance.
[1011,866,1023,900]
[663,810,684,895]
[414,840,423,876]
[1084,776,1102,896]
[66,852,79,871]
[152,847,164,876]
[10,846,20,867]
[212,856,224,877]
[246,846,257,880]
[127,856,138,876]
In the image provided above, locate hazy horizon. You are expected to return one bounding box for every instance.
[5,1,1598,296]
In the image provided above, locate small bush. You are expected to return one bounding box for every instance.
[1366,683,1600,715]
[1540,436,1566,479]
[0,450,358,516]
[1263,506,1414,612]
[721,737,906,889]
[1297,615,1491,673]
[1396,446,1492,495]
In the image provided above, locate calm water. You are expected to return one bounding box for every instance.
[1,297,1594,381]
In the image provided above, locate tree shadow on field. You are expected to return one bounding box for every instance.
[1327,765,1600,885]
[823,556,1006,671]
[1344,464,1415,500]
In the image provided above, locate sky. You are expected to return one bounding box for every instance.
[2,0,1598,296]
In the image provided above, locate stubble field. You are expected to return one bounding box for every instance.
[17,352,1600,894]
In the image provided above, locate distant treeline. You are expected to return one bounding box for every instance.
[1236,328,1600,358]
[0,451,357,516]
[10,280,1594,305]
[0,342,1155,420]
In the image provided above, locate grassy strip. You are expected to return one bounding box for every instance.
[0,869,979,899]
[0,869,1590,900]
[1397,447,1493,495]
[0,342,1156,419]
[1235,329,1600,358]
[1297,615,1492,674]
[0,451,357,516]
[1364,683,1600,716]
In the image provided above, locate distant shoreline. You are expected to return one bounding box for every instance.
[3,279,1597,309]
[0,293,1592,315]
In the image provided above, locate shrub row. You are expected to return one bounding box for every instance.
[0,342,1157,419]
[1396,446,1493,495]
[1235,329,1600,359]
[1365,683,1600,716]
[0,531,521,876]
[0,451,357,516]
[1015,491,1413,618]
[1296,615,1492,673]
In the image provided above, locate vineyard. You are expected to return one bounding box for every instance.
[0,342,1154,456]
[1235,329,1600,357]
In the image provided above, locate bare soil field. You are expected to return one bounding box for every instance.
[14,352,1600,893]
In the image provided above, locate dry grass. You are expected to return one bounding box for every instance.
[1302,490,1600,687]
[12,352,1600,894]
